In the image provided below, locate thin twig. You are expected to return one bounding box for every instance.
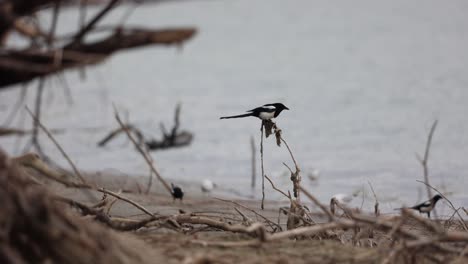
[260,123,265,209]
[97,188,155,217]
[2,72,28,127]
[14,153,156,217]
[416,120,438,200]
[113,105,172,196]
[214,197,282,232]
[367,181,380,216]
[25,107,87,184]
[250,135,256,189]
[299,185,334,222]
[47,1,60,46]
[280,135,301,200]
[264,175,290,200]
[280,137,300,172]
[30,78,46,156]
[69,0,121,46]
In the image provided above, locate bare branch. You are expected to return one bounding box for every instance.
[25,106,87,184]
[418,120,438,200]
[264,175,290,200]
[113,105,173,196]
[260,123,265,209]
[299,185,334,222]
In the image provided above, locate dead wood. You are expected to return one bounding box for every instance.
[98,104,193,151]
[13,152,157,217]
[113,106,173,196]
[0,126,29,136]
[0,149,153,264]
[0,27,196,88]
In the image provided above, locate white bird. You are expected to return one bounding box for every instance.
[201,179,216,194]
[330,193,353,215]
[307,169,320,181]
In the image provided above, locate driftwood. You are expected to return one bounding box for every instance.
[0,126,63,136]
[0,27,196,88]
[0,149,154,264]
[0,0,197,88]
[4,145,468,264]
[98,104,193,151]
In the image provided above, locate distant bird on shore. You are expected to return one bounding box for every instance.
[201,179,216,194]
[171,183,184,202]
[330,194,353,215]
[220,103,289,120]
[395,194,443,218]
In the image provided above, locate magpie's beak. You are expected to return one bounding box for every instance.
[285,107,290,110]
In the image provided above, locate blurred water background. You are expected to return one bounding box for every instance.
[1,0,468,215]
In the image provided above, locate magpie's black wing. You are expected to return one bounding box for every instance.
[412,200,431,210]
[247,105,276,113]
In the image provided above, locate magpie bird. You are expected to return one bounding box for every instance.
[171,183,184,202]
[397,194,443,218]
[220,103,289,120]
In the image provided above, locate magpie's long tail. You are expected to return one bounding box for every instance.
[220,113,253,119]
[393,207,418,211]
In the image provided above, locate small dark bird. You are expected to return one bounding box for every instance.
[397,194,443,218]
[220,103,289,120]
[171,183,184,202]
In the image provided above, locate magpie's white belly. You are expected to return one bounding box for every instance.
[419,205,433,212]
[259,112,275,120]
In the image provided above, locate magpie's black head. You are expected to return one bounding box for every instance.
[433,194,443,202]
[270,103,289,110]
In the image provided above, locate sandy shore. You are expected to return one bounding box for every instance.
[42,170,385,263]
[10,163,465,264]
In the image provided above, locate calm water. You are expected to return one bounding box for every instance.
[1,0,468,215]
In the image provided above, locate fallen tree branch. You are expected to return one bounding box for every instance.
[0,149,154,264]
[214,197,283,232]
[0,27,196,88]
[13,152,156,217]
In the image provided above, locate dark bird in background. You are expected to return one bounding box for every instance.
[220,103,289,120]
[171,183,184,202]
[396,194,443,218]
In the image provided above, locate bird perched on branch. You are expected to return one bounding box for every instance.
[171,183,184,202]
[396,194,443,218]
[220,103,289,120]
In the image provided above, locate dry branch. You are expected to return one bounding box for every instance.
[0,27,196,88]
[260,123,265,209]
[13,152,156,217]
[367,181,380,216]
[416,120,438,200]
[113,106,173,196]
[97,124,145,147]
[214,197,283,232]
[0,149,153,264]
[99,104,193,151]
[250,135,256,189]
[300,185,334,222]
[26,106,87,184]
[265,174,290,200]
